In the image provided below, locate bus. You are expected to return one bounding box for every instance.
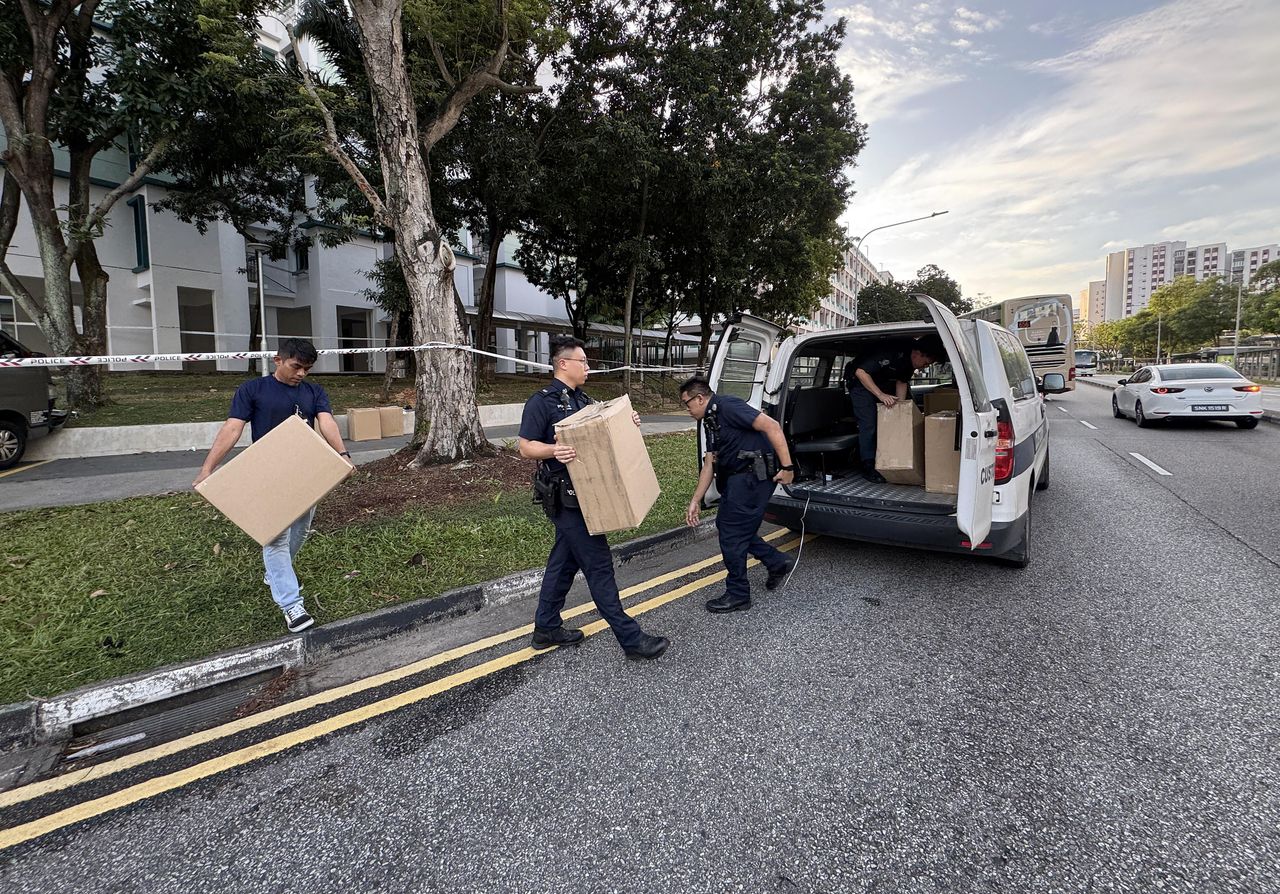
[963,294,1075,390]
[1074,349,1099,376]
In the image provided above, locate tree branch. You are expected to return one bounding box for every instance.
[70,136,170,259]
[286,24,390,228]
[427,35,456,88]
[0,169,47,326]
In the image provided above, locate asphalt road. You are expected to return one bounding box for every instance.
[2,383,1277,892]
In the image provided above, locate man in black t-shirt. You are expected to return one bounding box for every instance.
[844,334,946,483]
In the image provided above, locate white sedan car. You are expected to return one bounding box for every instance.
[1113,363,1264,429]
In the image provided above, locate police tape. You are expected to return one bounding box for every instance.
[0,341,701,375]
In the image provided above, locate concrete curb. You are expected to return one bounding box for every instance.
[1074,376,1280,425]
[26,403,525,462]
[0,519,720,761]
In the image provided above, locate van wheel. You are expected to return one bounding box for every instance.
[1035,450,1049,491]
[1134,400,1153,428]
[995,507,1031,569]
[0,420,26,471]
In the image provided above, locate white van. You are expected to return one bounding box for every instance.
[702,295,1065,567]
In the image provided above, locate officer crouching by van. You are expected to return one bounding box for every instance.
[518,335,669,661]
[679,375,796,613]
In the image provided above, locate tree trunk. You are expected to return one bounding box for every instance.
[621,172,650,392]
[68,243,111,410]
[350,3,487,464]
[476,220,503,385]
[698,317,712,369]
[380,312,400,402]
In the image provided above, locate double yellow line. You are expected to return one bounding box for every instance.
[0,530,808,850]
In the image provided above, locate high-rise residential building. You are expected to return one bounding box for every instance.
[801,243,888,332]
[1079,281,1105,326]
[1228,244,1279,286]
[1175,243,1227,281]
[1095,238,1276,321]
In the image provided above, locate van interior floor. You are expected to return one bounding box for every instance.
[786,476,957,514]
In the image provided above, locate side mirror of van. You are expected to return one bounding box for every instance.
[1040,373,1067,394]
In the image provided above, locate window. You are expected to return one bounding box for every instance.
[993,329,1036,399]
[1158,364,1242,381]
[294,239,310,273]
[127,195,149,271]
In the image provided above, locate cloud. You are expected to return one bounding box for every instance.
[951,6,1004,35]
[845,0,1280,298]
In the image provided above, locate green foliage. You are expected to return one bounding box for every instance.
[1244,259,1280,334]
[857,279,918,324]
[908,264,971,315]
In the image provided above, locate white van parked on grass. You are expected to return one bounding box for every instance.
[701,295,1066,567]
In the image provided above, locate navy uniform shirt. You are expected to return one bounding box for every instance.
[845,339,915,394]
[229,376,333,442]
[519,378,592,474]
[706,393,771,475]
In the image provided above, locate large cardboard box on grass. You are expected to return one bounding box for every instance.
[378,406,405,438]
[924,410,961,495]
[553,393,660,535]
[195,415,353,546]
[875,400,925,485]
[347,407,382,441]
[924,387,961,416]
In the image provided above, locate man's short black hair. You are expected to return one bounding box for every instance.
[550,334,585,362]
[915,334,947,364]
[278,337,318,365]
[679,375,712,399]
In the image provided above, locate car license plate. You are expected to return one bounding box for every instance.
[1191,404,1229,412]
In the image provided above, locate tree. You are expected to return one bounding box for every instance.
[288,0,549,463]
[0,0,283,409]
[856,279,917,324]
[908,264,970,315]
[1244,259,1280,334]
[359,255,412,401]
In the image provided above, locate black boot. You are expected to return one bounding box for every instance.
[705,593,751,613]
[765,557,796,591]
[624,632,670,660]
[531,626,585,650]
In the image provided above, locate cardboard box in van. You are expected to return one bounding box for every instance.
[924,411,961,495]
[924,387,960,416]
[875,401,925,485]
[553,393,660,534]
[347,407,382,441]
[195,415,353,546]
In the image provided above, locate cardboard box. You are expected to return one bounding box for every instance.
[924,411,961,495]
[379,406,405,438]
[195,415,353,546]
[875,401,925,485]
[347,407,382,441]
[924,387,961,416]
[554,393,660,534]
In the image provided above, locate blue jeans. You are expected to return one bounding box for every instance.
[263,507,315,611]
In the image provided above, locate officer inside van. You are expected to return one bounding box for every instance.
[843,334,947,483]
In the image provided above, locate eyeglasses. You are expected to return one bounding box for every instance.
[561,357,590,367]
[681,395,702,408]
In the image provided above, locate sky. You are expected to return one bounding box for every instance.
[827,0,1280,303]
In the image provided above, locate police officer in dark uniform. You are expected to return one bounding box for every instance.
[679,375,797,613]
[843,334,946,483]
[518,335,669,660]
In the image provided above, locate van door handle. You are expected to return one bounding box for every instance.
[983,429,996,438]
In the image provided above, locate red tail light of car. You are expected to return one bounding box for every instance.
[1150,387,1184,394]
[1234,385,1262,392]
[993,420,1014,483]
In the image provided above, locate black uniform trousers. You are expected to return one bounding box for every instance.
[536,505,642,648]
[716,472,791,604]
[849,387,880,466]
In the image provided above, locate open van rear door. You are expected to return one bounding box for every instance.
[915,294,997,547]
[700,313,786,507]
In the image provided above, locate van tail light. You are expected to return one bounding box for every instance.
[1150,387,1184,394]
[1069,367,1076,380]
[993,420,1014,484]
[1234,385,1261,392]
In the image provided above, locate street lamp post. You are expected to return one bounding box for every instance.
[247,241,271,376]
[851,211,949,324]
[1233,278,1244,367]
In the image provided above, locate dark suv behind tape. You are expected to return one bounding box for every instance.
[0,331,67,470]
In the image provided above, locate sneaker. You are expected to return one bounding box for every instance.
[283,603,314,633]
[531,626,585,649]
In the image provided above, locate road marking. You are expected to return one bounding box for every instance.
[0,534,810,850]
[0,528,792,811]
[1129,452,1172,476]
[1079,421,1098,430]
[1057,407,1069,414]
[0,460,51,480]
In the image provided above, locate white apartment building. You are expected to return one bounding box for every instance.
[1098,238,1276,320]
[1081,280,1106,326]
[799,243,888,332]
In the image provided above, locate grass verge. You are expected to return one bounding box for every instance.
[0,432,705,704]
